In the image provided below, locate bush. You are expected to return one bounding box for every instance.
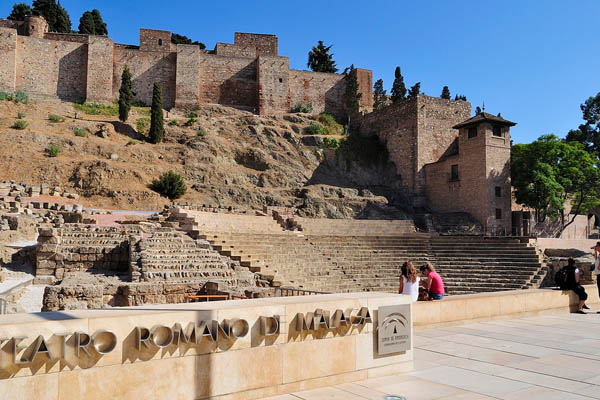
[131,100,147,107]
[304,123,326,135]
[197,128,207,137]
[74,128,87,137]
[291,102,313,113]
[46,144,61,157]
[151,170,186,199]
[48,114,65,123]
[0,92,14,102]
[73,102,118,116]
[126,140,136,146]
[322,137,341,149]
[184,117,197,127]
[0,91,28,104]
[11,120,28,130]
[185,112,198,119]
[169,119,179,126]
[317,113,343,135]
[17,112,25,119]
[136,117,149,133]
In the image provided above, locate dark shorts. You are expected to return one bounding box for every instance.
[429,292,444,300]
[573,285,588,301]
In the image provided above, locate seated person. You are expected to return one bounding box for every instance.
[420,263,445,300]
[398,261,419,302]
[565,257,589,314]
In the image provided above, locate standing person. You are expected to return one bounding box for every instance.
[566,257,588,314]
[420,263,445,300]
[592,242,600,302]
[398,261,419,302]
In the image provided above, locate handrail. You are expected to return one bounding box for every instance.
[275,287,330,297]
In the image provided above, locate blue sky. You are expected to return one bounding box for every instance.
[2,1,599,144]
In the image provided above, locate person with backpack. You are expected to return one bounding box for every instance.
[557,258,588,314]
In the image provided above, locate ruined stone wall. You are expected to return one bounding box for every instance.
[113,47,176,108]
[257,56,290,115]
[215,42,257,58]
[0,28,17,93]
[175,44,201,108]
[16,35,88,102]
[199,54,258,109]
[356,98,419,194]
[234,32,277,56]
[86,36,114,103]
[288,70,345,117]
[356,68,373,113]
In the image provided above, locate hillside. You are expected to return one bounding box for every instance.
[0,98,409,219]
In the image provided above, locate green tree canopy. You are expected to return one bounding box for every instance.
[373,78,387,110]
[390,67,406,103]
[7,3,32,20]
[441,86,451,99]
[566,91,600,158]
[148,82,164,144]
[307,41,338,73]
[171,33,206,49]
[407,82,421,98]
[118,66,133,123]
[511,134,600,235]
[78,9,107,35]
[343,64,362,124]
[475,106,482,115]
[32,0,71,33]
[454,94,467,101]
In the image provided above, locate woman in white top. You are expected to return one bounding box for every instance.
[399,260,419,302]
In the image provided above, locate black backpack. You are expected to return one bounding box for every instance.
[554,267,569,289]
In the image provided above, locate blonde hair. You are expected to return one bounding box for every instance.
[401,261,418,283]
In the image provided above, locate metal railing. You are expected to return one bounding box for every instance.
[275,287,330,297]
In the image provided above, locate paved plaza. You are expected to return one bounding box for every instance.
[267,312,600,399]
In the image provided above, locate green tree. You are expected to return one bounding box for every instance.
[32,0,71,33]
[390,67,406,103]
[151,170,187,199]
[118,66,133,123]
[148,82,164,144]
[373,79,387,110]
[511,134,600,235]
[566,91,600,158]
[171,33,206,49]
[454,94,467,101]
[475,106,482,115]
[441,86,451,99]
[343,64,362,126]
[307,41,338,73]
[407,82,421,98]
[7,3,32,20]
[78,11,95,34]
[91,9,107,35]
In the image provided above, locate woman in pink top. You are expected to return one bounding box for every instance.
[420,263,445,300]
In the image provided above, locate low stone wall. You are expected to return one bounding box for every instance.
[0,293,412,400]
[414,285,600,328]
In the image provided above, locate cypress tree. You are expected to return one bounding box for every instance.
[7,3,32,20]
[118,66,133,123]
[441,86,451,99]
[33,0,71,33]
[78,11,95,34]
[390,66,407,103]
[307,41,338,73]
[344,64,362,126]
[407,82,421,98]
[148,82,164,144]
[91,9,107,35]
[54,3,71,33]
[373,79,387,110]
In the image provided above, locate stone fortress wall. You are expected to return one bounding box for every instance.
[0,17,373,116]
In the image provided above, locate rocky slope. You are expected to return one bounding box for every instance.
[0,99,410,218]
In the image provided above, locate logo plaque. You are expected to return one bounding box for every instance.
[377,304,411,355]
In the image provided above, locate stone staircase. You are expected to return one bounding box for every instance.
[289,217,416,236]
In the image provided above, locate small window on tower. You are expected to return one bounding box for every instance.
[450,164,459,181]
[158,39,163,46]
[496,208,502,219]
[495,186,501,197]
[493,125,502,137]
[468,127,477,138]
[279,78,283,83]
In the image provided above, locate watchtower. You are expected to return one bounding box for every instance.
[23,15,47,38]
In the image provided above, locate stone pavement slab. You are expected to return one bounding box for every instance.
[266,312,600,400]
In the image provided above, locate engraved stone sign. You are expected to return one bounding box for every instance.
[377,304,411,355]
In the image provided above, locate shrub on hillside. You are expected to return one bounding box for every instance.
[136,117,149,133]
[197,128,207,137]
[317,113,343,135]
[304,123,326,135]
[73,102,118,116]
[0,91,28,104]
[169,119,179,126]
[11,120,28,130]
[46,144,61,157]
[126,140,136,146]
[151,170,187,200]
[74,128,87,137]
[184,117,197,127]
[291,102,312,113]
[322,137,341,149]
[48,114,65,123]
[17,112,25,119]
